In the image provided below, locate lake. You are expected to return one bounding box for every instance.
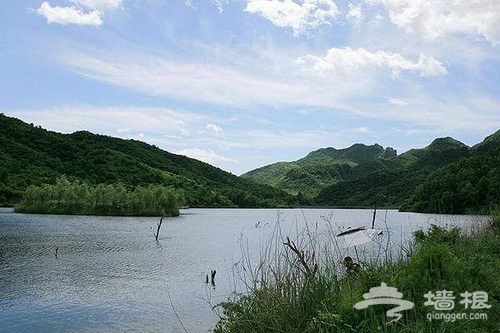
[0,208,485,332]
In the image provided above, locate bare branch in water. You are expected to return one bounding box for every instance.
[155,216,163,241]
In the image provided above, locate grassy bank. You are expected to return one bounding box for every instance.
[214,210,500,332]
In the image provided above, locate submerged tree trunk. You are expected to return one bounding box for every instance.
[155,217,163,241]
[371,204,377,229]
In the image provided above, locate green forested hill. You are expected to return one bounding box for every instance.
[244,134,500,214]
[316,135,500,213]
[400,132,500,213]
[241,143,395,197]
[3,113,498,214]
[314,137,471,208]
[0,113,292,208]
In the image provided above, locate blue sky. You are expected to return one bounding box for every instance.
[2,0,500,175]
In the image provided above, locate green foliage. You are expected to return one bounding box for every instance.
[299,143,387,165]
[0,113,293,208]
[401,144,500,214]
[413,224,462,245]
[215,277,334,333]
[243,135,490,212]
[215,221,500,333]
[242,144,391,197]
[3,113,499,213]
[14,176,180,216]
[243,132,500,214]
[492,207,500,232]
[315,138,472,209]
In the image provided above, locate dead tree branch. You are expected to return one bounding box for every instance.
[283,236,317,276]
[155,216,163,241]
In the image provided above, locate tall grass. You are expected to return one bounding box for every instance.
[214,211,500,333]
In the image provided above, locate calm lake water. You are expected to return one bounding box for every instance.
[0,208,485,333]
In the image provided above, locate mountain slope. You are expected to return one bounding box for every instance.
[241,144,395,197]
[0,113,292,207]
[314,137,472,208]
[400,135,500,214]
[244,132,500,214]
[298,143,395,165]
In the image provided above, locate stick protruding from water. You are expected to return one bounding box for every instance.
[155,217,163,241]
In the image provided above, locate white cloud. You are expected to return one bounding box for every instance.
[245,0,339,36]
[228,129,334,149]
[388,98,408,106]
[51,43,500,142]
[185,0,197,9]
[213,0,229,13]
[60,48,354,109]
[175,126,190,136]
[37,1,102,26]
[352,96,500,132]
[205,123,223,134]
[174,148,236,165]
[353,126,371,133]
[56,43,456,125]
[184,0,229,12]
[367,0,500,45]
[70,0,121,10]
[346,3,363,26]
[368,13,384,26]
[164,134,182,140]
[8,106,205,136]
[296,47,447,77]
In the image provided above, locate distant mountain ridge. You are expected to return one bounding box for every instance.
[299,143,396,165]
[2,112,499,214]
[241,143,398,197]
[400,133,500,213]
[426,137,469,151]
[244,132,500,214]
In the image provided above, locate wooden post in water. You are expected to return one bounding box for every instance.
[155,217,163,241]
[211,270,216,286]
[371,204,377,229]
